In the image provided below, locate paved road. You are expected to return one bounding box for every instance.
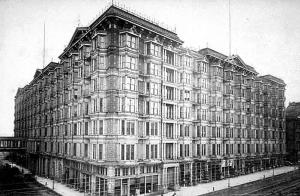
[0,160,60,196]
[0,181,61,196]
[201,169,300,196]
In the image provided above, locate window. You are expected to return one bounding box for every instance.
[99,144,103,160]
[201,109,208,121]
[121,55,137,70]
[217,144,221,155]
[151,144,158,159]
[180,125,184,137]
[98,56,105,69]
[126,121,135,135]
[99,98,103,112]
[99,77,104,90]
[152,102,159,115]
[184,90,190,101]
[115,168,120,176]
[197,144,201,156]
[150,63,160,76]
[185,144,189,157]
[201,126,207,137]
[130,167,135,175]
[216,127,221,137]
[166,104,174,119]
[123,168,129,176]
[184,126,189,137]
[93,144,96,159]
[120,33,137,49]
[166,123,174,138]
[179,144,183,157]
[121,144,134,160]
[164,50,174,65]
[128,98,135,113]
[84,122,89,135]
[121,120,135,136]
[74,123,78,135]
[99,120,103,135]
[201,62,208,73]
[151,83,159,95]
[166,68,174,82]
[84,144,88,158]
[146,144,150,159]
[201,144,206,156]
[146,122,150,136]
[121,120,125,135]
[212,144,216,155]
[93,99,98,112]
[147,42,161,57]
[151,122,158,136]
[96,35,106,48]
[166,87,174,100]
[201,94,208,104]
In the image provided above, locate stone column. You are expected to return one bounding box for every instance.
[90,175,95,195]
[162,167,167,192]
[107,166,115,196]
[190,162,193,185]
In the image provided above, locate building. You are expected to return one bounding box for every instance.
[286,102,300,163]
[14,3,286,196]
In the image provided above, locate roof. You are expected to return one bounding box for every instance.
[60,4,183,59]
[198,48,257,74]
[286,102,300,119]
[227,55,257,74]
[198,48,227,60]
[259,75,285,85]
[33,69,42,79]
[66,27,88,49]
[179,47,206,60]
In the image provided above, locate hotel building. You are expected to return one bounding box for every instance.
[14,4,286,195]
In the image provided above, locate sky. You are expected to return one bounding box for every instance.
[0,0,300,136]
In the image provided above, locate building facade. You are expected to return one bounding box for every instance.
[14,4,286,196]
[286,102,300,163]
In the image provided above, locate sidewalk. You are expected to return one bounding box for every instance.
[1,159,31,174]
[165,166,297,196]
[1,160,84,196]
[36,177,84,196]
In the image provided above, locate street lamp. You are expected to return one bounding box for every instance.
[228,176,230,188]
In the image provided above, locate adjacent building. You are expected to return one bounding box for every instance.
[286,102,300,163]
[14,4,286,196]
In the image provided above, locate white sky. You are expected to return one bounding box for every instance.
[0,0,300,136]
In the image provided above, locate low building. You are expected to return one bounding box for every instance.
[286,102,300,163]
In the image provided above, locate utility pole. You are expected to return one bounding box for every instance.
[228,0,232,56]
[228,176,230,187]
[52,164,55,190]
[43,22,46,68]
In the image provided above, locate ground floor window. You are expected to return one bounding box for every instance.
[139,175,159,194]
[95,177,107,195]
